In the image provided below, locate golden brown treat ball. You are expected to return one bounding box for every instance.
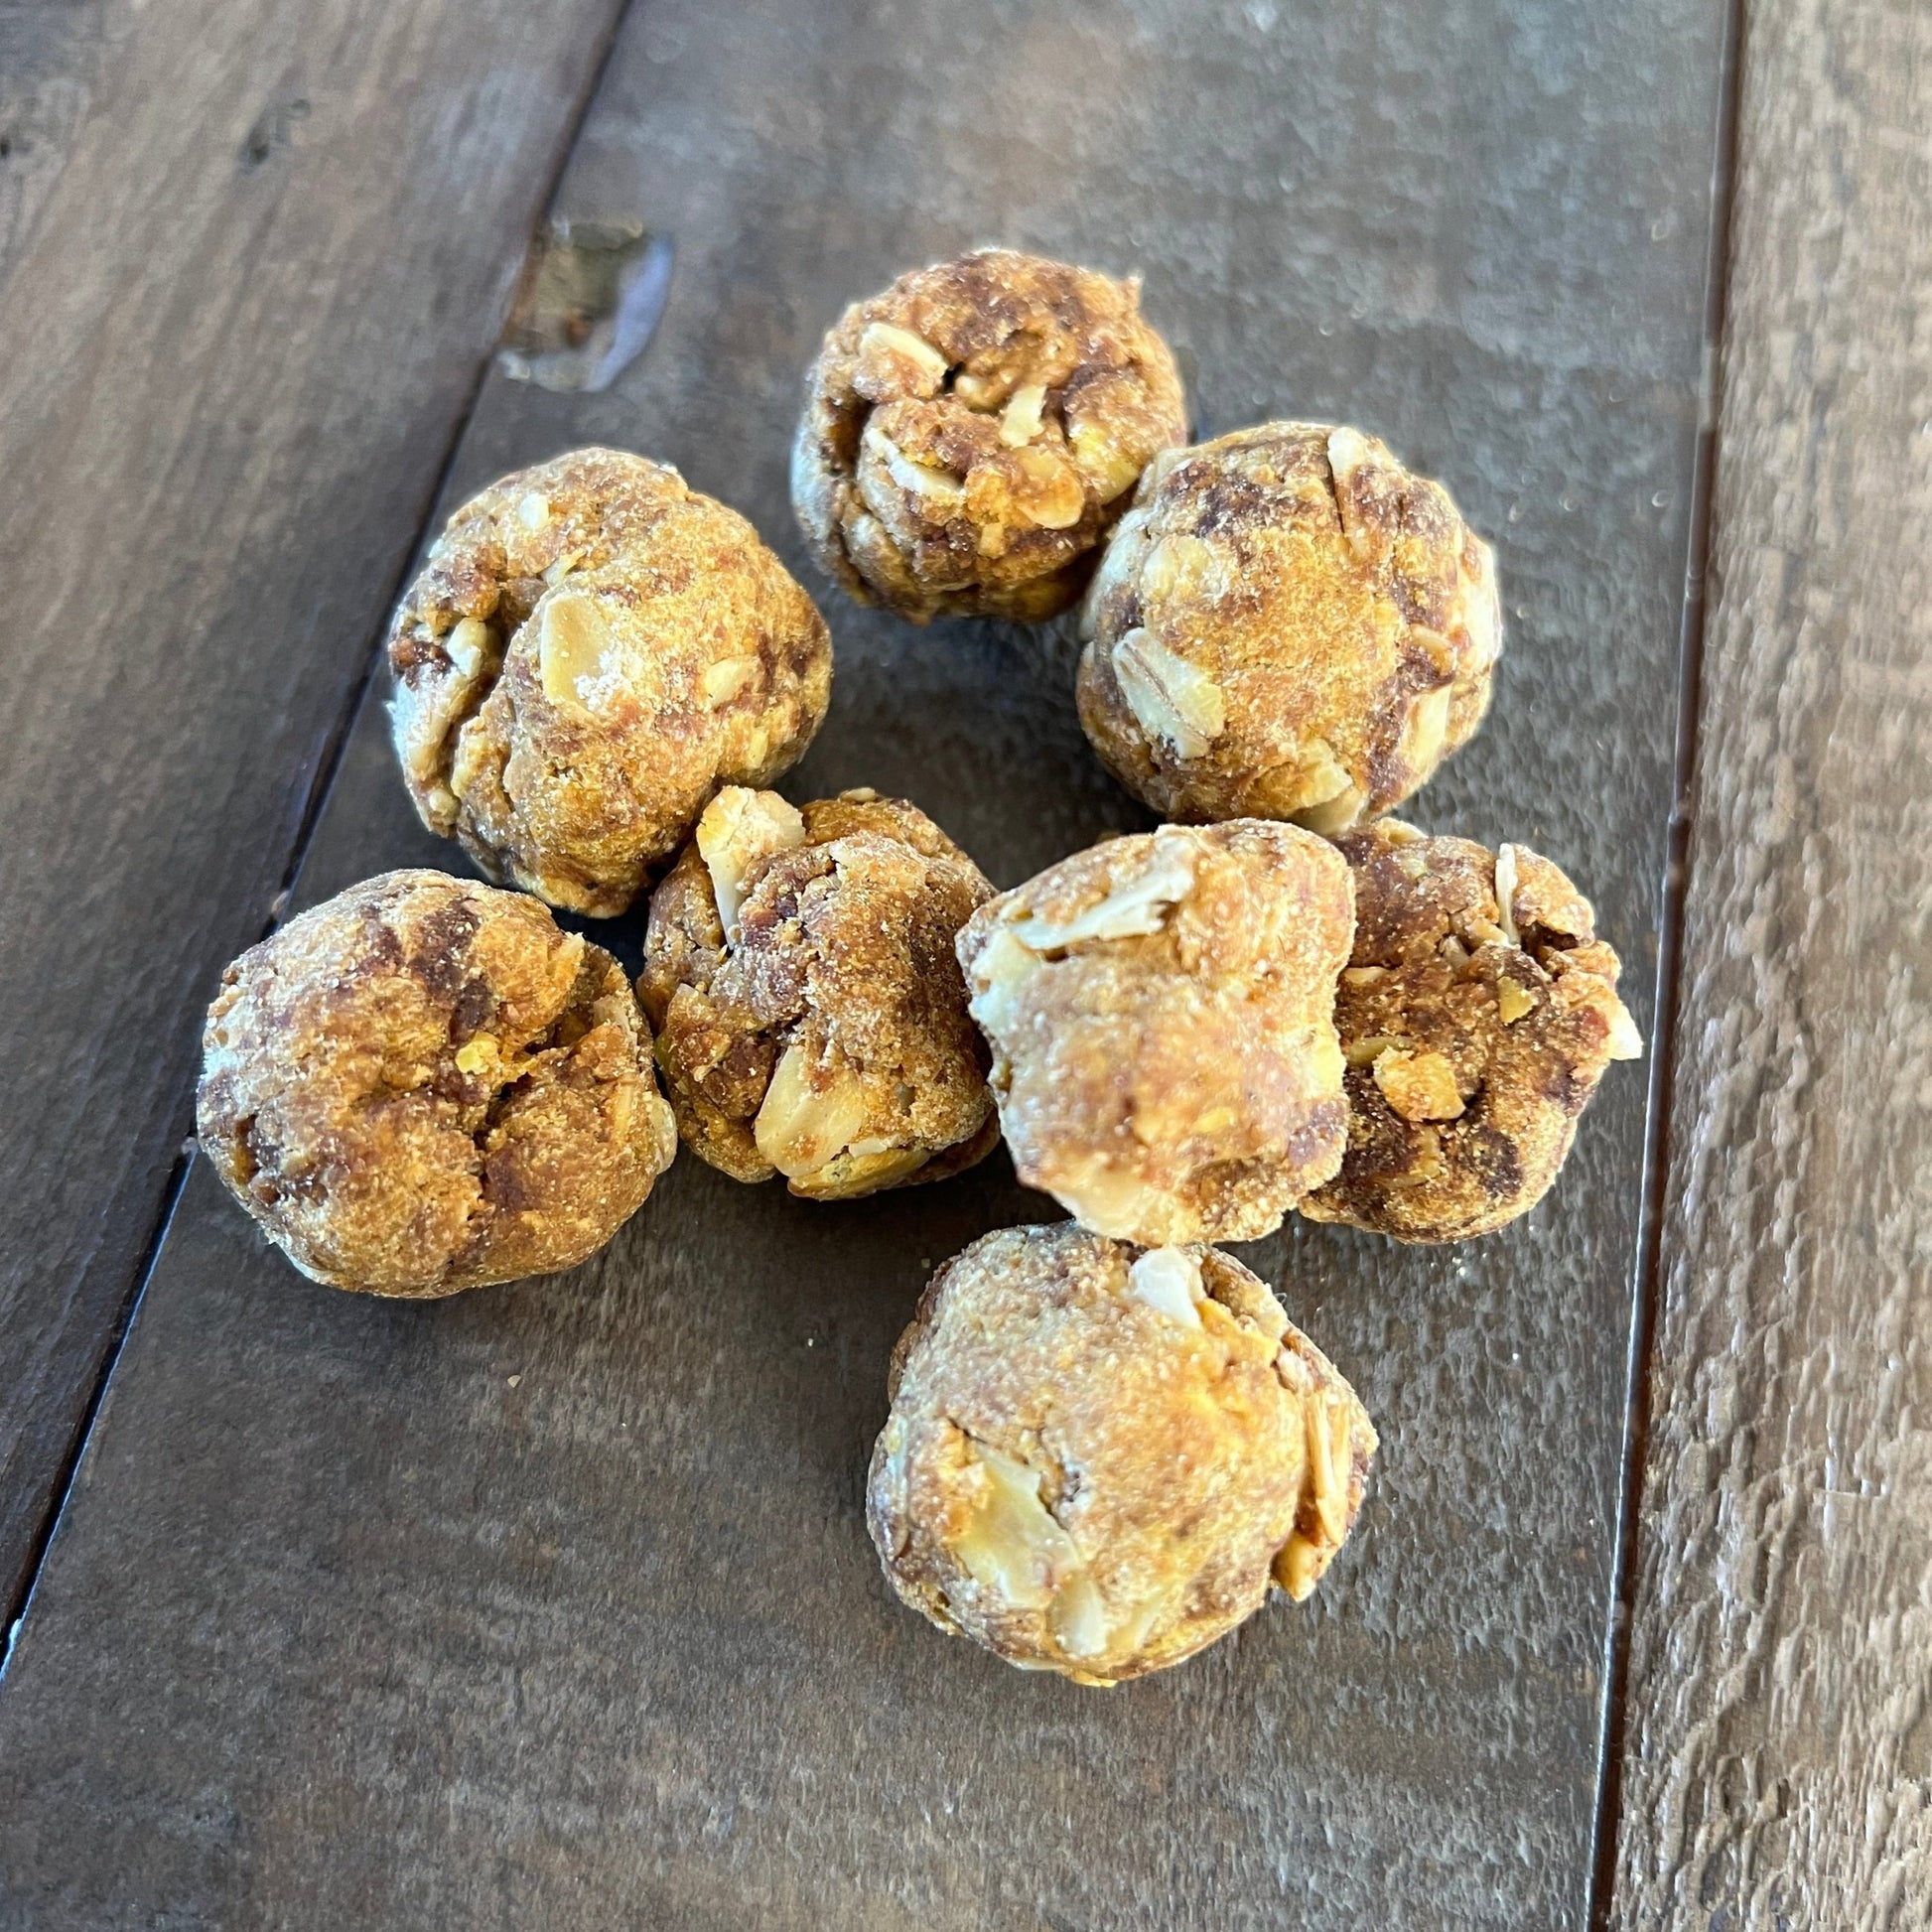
[388,448,832,917]
[790,249,1187,623]
[197,870,677,1296]
[638,786,998,1200]
[1076,421,1501,830]
[955,820,1353,1246]
[1299,821,1643,1243]
[867,1224,1378,1685]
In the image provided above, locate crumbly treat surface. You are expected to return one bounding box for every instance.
[791,250,1187,623]
[389,448,831,916]
[638,787,998,1199]
[198,870,678,1296]
[956,820,1353,1246]
[1300,821,1643,1242]
[867,1224,1377,1684]
[1076,422,1501,830]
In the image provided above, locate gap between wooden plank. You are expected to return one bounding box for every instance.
[0,0,643,1657]
[1587,0,1750,1919]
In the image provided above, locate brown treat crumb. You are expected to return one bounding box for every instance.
[867,1224,1378,1684]
[791,250,1187,623]
[1076,422,1501,829]
[638,787,998,1199]
[955,820,1354,1246]
[1300,821,1643,1243]
[388,447,832,917]
[197,870,677,1296]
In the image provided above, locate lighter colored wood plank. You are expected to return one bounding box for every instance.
[1610,2,1932,1923]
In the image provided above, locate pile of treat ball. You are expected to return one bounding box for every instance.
[199,250,1642,1687]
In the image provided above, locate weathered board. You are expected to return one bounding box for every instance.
[0,0,112,278]
[0,1,1729,1925]
[0,0,626,1615]
[1608,1,1932,1924]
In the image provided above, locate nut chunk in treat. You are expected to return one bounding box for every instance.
[1299,821,1644,1243]
[198,870,677,1297]
[956,820,1353,1246]
[867,1224,1378,1685]
[389,447,832,917]
[1077,422,1501,831]
[791,249,1187,624]
[638,786,999,1199]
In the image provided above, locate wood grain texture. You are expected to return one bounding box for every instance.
[0,0,623,1615]
[0,2,117,277]
[0,1,1726,1925]
[1608,2,1932,1924]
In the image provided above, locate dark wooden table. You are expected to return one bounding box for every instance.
[0,3,1924,1926]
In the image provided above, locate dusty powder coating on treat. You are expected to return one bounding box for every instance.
[790,249,1188,623]
[638,787,999,1199]
[956,820,1354,1247]
[867,1224,1378,1685]
[197,870,677,1296]
[1300,820,1643,1243]
[1076,422,1502,830]
[388,447,832,917]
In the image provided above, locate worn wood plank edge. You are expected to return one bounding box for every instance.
[1585,0,1749,1920]
[0,0,644,1656]
[1607,0,1932,1920]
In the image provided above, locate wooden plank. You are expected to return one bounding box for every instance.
[0,1,1728,1925]
[0,2,114,279]
[0,0,624,1614]
[1606,2,1932,1924]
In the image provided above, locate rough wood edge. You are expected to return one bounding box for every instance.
[1606,0,1932,1922]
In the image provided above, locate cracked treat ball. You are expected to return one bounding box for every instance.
[956,820,1353,1246]
[867,1224,1377,1685]
[1300,821,1643,1242]
[388,448,832,917]
[791,249,1187,623]
[1076,421,1501,830]
[198,870,677,1296]
[638,786,999,1199]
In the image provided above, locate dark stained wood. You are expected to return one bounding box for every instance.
[1608,2,1932,1922]
[0,0,626,1614]
[0,1,1729,1925]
